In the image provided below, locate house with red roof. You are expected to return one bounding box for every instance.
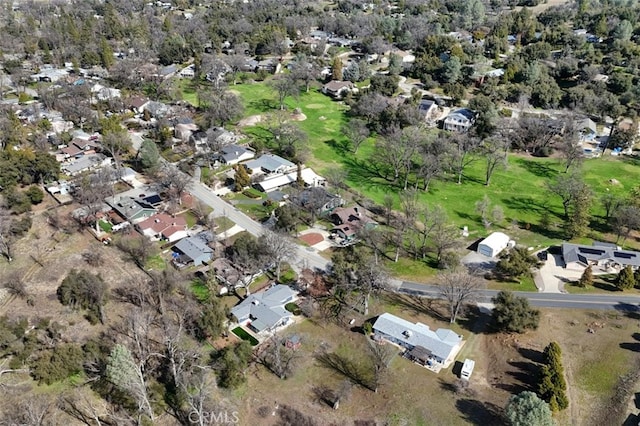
[136,212,188,242]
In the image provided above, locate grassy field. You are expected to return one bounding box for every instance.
[231,326,259,346]
[238,293,640,425]
[224,80,640,247]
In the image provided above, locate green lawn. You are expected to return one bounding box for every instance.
[98,220,113,232]
[231,326,259,346]
[214,216,235,233]
[191,279,211,302]
[145,254,166,271]
[179,210,198,228]
[227,81,639,245]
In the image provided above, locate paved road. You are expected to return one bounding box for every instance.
[188,180,331,273]
[399,281,640,311]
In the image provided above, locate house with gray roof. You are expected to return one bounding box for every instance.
[219,144,255,165]
[443,108,476,132]
[107,196,157,223]
[172,235,214,266]
[372,313,463,370]
[562,241,640,271]
[230,284,297,335]
[62,154,111,176]
[244,154,295,176]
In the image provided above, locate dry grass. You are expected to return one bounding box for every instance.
[239,295,640,425]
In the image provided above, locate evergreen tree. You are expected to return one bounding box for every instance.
[233,165,250,191]
[577,265,593,288]
[505,391,554,426]
[539,342,568,412]
[491,291,540,333]
[616,265,635,290]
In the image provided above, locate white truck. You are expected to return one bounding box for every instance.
[460,359,475,380]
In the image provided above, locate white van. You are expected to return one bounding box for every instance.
[461,359,475,380]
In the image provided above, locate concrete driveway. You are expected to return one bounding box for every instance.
[536,254,583,293]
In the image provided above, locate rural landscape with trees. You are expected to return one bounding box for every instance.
[1,0,640,425]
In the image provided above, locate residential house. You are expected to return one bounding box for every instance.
[322,80,355,99]
[31,66,68,83]
[173,117,199,143]
[443,109,476,132]
[128,96,150,114]
[158,64,178,79]
[244,154,296,176]
[418,99,438,123]
[143,101,171,119]
[62,154,111,176]
[90,83,121,101]
[230,284,297,335]
[372,313,463,369]
[253,168,326,193]
[179,64,195,78]
[218,144,255,165]
[575,117,597,142]
[172,234,214,266]
[562,241,640,271]
[295,187,344,216]
[330,206,375,240]
[108,196,158,223]
[136,213,188,242]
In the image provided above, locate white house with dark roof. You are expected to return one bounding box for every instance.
[443,108,476,132]
[562,241,640,271]
[372,313,463,370]
[218,144,255,165]
[230,284,297,335]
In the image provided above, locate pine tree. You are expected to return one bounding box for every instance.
[538,342,568,412]
[616,265,635,290]
[577,265,593,288]
[233,165,250,191]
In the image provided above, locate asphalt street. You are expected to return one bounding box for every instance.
[188,180,331,273]
[399,281,640,311]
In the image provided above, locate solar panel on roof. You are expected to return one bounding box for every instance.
[614,252,636,259]
[578,248,606,255]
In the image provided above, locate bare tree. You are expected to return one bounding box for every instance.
[481,137,509,186]
[2,270,27,299]
[557,118,583,173]
[342,118,370,154]
[260,230,297,280]
[102,130,131,171]
[159,164,191,206]
[439,270,485,323]
[449,133,480,185]
[0,210,15,262]
[257,334,301,379]
[366,338,396,391]
[269,74,299,110]
[73,168,114,231]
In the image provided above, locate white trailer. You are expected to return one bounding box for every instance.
[461,359,475,380]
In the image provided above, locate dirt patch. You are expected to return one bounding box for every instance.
[238,114,263,127]
[305,104,325,109]
[290,112,307,121]
[299,233,323,246]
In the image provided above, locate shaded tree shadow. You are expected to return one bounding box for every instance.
[591,280,622,292]
[343,157,395,191]
[614,302,640,320]
[515,158,559,179]
[249,98,277,112]
[506,360,540,392]
[620,333,640,352]
[456,399,506,425]
[466,238,483,251]
[324,138,351,155]
[457,305,492,334]
[517,347,544,364]
[382,293,448,323]
[526,222,566,240]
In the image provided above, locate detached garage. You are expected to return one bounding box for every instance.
[477,232,510,258]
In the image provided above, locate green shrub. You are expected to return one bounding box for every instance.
[242,188,264,199]
[285,302,302,315]
[25,186,44,204]
[29,343,84,384]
